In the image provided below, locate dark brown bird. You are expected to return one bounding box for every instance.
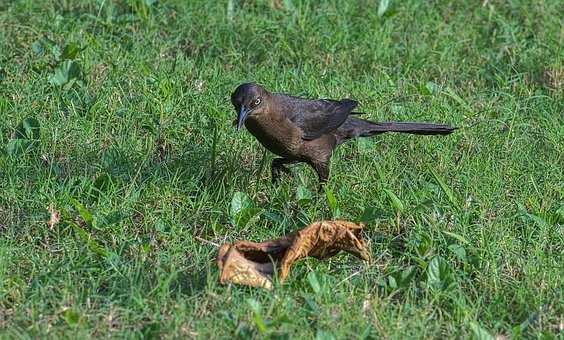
[231,83,455,184]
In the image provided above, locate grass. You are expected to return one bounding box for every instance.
[0,0,562,338]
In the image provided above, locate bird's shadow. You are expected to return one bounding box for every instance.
[169,266,212,296]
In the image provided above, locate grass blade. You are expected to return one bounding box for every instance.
[429,168,458,206]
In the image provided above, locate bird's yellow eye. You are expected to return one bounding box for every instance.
[253,98,261,106]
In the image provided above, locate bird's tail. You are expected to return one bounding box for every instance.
[336,117,456,144]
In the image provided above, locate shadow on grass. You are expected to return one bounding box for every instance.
[169,267,210,297]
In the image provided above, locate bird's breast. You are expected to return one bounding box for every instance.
[245,115,300,159]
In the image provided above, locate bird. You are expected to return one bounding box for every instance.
[231,83,456,184]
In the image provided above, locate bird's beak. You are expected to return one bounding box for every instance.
[236,105,250,131]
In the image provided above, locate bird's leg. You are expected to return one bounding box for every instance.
[271,158,297,183]
[311,161,330,190]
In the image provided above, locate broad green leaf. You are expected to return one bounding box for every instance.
[520,209,551,228]
[303,295,320,315]
[141,322,160,339]
[426,256,442,286]
[387,275,397,289]
[375,165,386,184]
[69,222,107,257]
[378,0,390,17]
[61,42,82,60]
[448,244,467,262]
[325,187,340,217]
[92,173,112,198]
[420,81,440,95]
[15,117,40,140]
[469,322,494,340]
[442,230,469,244]
[282,0,294,10]
[296,185,312,204]
[97,211,126,228]
[227,0,235,21]
[316,329,336,340]
[415,233,433,258]
[62,309,80,327]
[247,299,267,334]
[515,311,537,335]
[399,266,416,287]
[426,256,452,289]
[360,206,383,223]
[307,271,321,295]
[247,298,260,313]
[70,198,93,227]
[234,208,261,228]
[383,189,404,213]
[6,139,34,157]
[359,325,372,340]
[49,60,81,86]
[263,211,284,224]
[51,44,62,60]
[230,191,260,227]
[230,191,252,217]
[387,267,415,291]
[325,187,338,211]
[31,40,44,55]
[555,206,564,224]
[444,87,474,114]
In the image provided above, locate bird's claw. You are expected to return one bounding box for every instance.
[271,166,292,184]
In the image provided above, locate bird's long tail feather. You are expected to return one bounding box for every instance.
[336,117,456,144]
[363,121,456,135]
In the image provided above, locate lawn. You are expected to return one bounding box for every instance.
[0,0,562,338]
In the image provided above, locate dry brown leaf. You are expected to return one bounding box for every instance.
[217,220,370,289]
[47,204,60,230]
[543,68,563,90]
[362,295,372,315]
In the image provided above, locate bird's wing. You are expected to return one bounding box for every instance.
[288,99,358,140]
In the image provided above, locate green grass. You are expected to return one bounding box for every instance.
[1,0,563,338]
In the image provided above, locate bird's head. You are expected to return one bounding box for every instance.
[231,83,269,130]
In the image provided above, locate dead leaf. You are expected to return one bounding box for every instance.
[543,68,563,90]
[217,220,370,289]
[362,295,372,315]
[194,80,205,93]
[47,204,60,230]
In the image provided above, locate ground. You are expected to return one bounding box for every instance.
[0,0,562,338]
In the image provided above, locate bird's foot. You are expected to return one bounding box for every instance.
[317,180,328,193]
[271,165,292,184]
[271,158,296,184]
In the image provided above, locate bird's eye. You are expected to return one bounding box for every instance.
[253,98,261,107]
